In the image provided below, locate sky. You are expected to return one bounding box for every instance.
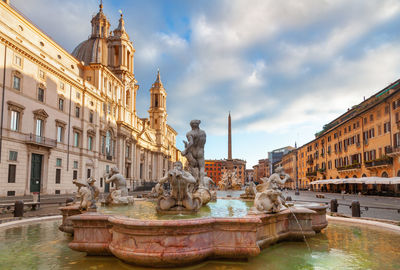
[10,0,400,167]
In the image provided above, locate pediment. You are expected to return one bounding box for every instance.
[33,109,49,118]
[141,130,156,143]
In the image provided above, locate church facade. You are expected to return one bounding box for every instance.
[0,1,185,196]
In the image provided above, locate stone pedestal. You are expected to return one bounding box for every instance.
[66,205,328,267]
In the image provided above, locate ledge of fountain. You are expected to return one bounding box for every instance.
[65,202,327,267]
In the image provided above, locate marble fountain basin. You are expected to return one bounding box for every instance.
[61,199,327,267]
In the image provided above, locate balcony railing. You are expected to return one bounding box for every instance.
[365,157,392,168]
[306,171,317,177]
[337,163,361,171]
[25,133,57,148]
[386,146,400,157]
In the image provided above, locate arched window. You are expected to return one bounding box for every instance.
[381,172,388,178]
[345,175,349,178]
[352,175,357,178]
[336,176,339,179]
[362,174,367,177]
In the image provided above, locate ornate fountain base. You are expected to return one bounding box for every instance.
[66,204,327,267]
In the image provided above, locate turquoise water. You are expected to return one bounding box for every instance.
[98,199,252,220]
[0,220,399,270]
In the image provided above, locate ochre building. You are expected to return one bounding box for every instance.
[252,158,270,184]
[205,159,246,185]
[297,79,400,194]
[0,1,185,197]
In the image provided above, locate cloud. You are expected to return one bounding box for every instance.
[9,0,400,166]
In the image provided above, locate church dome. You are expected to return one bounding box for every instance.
[71,3,110,66]
[72,38,108,66]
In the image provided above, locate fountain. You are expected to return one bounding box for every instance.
[58,120,328,267]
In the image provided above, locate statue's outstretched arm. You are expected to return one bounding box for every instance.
[158,174,169,184]
[105,175,116,184]
[276,174,291,185]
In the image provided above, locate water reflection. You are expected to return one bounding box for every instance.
[1,220,400,269]
[97,199,253,220]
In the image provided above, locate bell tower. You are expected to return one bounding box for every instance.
[91,2,110,38]
[108,12,135,80]
[149,70,167,132]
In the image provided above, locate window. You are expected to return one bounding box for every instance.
[38,87,44,102]
[73,170,78,180]
[126,145,130,158]
[14,55,22,66]
[86,76,91,81]
[384,122,391,133]
[9,151,17,161]
[370,114,373,121]
[56,158,62,167]
[55,168,61,184]
[60,82,64,90]
[57,126,63,143]
[13,75,21,90]
[88,136,93,151]
[385,105,389,114]
[39,70,45,80]
[10,110,20,131]
[364,117,367,124]
[76,91,81,99]
[89,111,93,123]
[73,132,80,147]
[36,119,43,137]
[73,161,78,169]
[8,164,16,183]
[58,98,64,111]
[75,106,80,118]
[106,130,113,156]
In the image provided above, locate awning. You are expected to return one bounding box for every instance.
[310,177,400,185]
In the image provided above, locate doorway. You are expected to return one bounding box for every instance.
[30,154,43,192]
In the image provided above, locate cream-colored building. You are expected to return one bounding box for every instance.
[0,1,185,196]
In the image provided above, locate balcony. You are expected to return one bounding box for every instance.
[25,133,56,148]
[386,146,400,157]
[365,157,392,169]
[306,171,317,177]
[337,163,361,172]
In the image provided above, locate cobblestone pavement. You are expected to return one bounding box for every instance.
[285,190,400,221]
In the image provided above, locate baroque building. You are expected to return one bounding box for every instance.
[297,79,400,195]
[0,1,184,196]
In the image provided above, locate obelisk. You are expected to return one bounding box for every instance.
[228,112,232,160]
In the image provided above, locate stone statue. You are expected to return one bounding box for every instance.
[73,177,99,210]
[104,166,134,205]
[201,176,215,189]
[219,170,240,190]
[182,119,206,187]
[251,167,290,213]
[155,161,202,212]
[240,182,256,199]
